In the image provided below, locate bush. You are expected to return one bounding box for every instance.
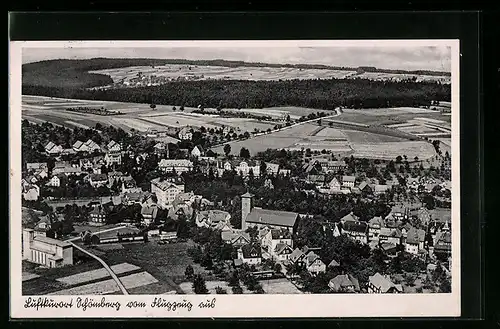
[231,285,243,294]
[215,286,227,294]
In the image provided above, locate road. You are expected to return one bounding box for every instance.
[69,241,129,295]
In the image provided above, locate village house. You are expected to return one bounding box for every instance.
[262,228,293,255]
[191,145,205,158]
[304,251,326,275]
[153,142,168,157]
[106,140,122,153]
[237,244,262,265]
[22,228,73,268]
[373,184,390,195]
[378,227,403,245]
[44,141,63,155]
[151,177,185,209]
[158,159,193,174]
[22,184,40,201]
[121,175,140,193]
[196,210,232,230]
[221,230,251,247]
[289,248,306,266]
[323,160,348,173]
[342,175,356,188]
[358,181,373,196]
[178,126,196,140]
[341,220,369,244]
[84,139,101,153]
[141,205,158,226]
[264,178,274,189]
[122,191,150,206]
[328,177,342,191]
[379,242,399,258]
[273,243,294,262]
[368,216,385,241]
[88,205,107,226]
[328,258,341,268]
[89,173,108,188]
[241,192,300,233]
[235,160,261,177]
[307,174,326,186]
[26,162,48,171]
[107,171,124,185]
[367,273,403,293]
[328,274,360,293]
[33,216,53,237]
[105,151,122,166]
[73,140,88,153]
[46,175,63,188]
[52,162,82,176]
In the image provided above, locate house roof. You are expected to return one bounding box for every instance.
[343,175,356,182]
[368,216,385,228]
[340,212,359,223]
[89,173,108,181]
[290,248,305,263]
[379,227,402,238]
[374,184,390,192]
[151,178,184,191]
[328,160,347,167]
[274,243,293,255]
[270,228,292,240]
[73,140,84,149]
[241,244,262,259]
[330,274,360,291]
[197,210,230,224]
[33,235,71,248]
[369,273,399,293]
[304,251,323,267]
[328,259,340,267]
[245,208,299,228]
[167,205,193,220]
[107,140,120,150]
[154,142,166,149]
[141,205,158,217]
[342,220,368,233]
[221,230,250,244]
[192,145,204,153]
[265,162,280,173]
[158,159,193,168]
[406,227,426,244]
[380,242,398,251]
[45,141,57,151]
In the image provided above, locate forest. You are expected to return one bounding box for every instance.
[23,77,451,110]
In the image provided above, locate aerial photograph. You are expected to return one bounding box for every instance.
[20,44,453,296]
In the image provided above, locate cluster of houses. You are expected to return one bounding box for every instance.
[328,205,452,262]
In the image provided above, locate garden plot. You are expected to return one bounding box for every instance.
[111,117,166,132]
[49,271,158,295]
[260,278,303,294]
[313,127,348,139]
[56,263,140,286]
[351,141,436,160]
[22,272,40,282]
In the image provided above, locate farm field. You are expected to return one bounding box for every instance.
[101,240,208,294]
[334,108,452,126]
[91,64,354,83]
[350,141,436,160]
[342,129,407,143]
[22,272,40,282]
[48,272,159,295]
[56,262,140,286]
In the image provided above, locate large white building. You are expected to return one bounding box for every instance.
[158,159,193,174]
[151,177,185,208]
[22,228,73,268]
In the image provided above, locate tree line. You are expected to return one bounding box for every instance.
[23,77,450,111]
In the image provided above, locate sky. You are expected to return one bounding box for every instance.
[22,45,452,72]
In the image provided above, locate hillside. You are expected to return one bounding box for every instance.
[22,58,451,89]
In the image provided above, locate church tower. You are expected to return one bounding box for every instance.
[241,191,254,230]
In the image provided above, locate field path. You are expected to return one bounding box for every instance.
[69,241,129,295]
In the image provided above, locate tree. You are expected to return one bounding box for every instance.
[215,286,227,294]
[185,265,194,279]
[192,274,209,294]
[223,144,231,157]
[150,104,156,110]
[240,147,250,159]
[231,285,243,294]
[274,263,282,273]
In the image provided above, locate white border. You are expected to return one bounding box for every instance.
[9,40,460,318]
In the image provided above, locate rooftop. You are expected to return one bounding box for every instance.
[33,235,71,248]
[246,208,299,228]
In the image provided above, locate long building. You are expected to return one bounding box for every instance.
[151,177,185,208]
[22,228,73,268]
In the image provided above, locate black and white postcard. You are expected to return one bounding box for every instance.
[9,40,460,318]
